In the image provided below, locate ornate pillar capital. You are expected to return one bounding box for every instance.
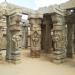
[28,13,43,19]
[28,13,43,25]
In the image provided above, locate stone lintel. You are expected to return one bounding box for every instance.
[51,12,65,17]
[28,13,43,25]
[28,13,43,19]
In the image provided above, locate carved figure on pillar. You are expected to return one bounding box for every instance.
[12,33,21,49]
[32,31,40,47]
[11,32,21,63]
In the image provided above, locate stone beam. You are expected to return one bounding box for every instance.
[0,2,35,16]
[38,5,65,16]
[60,0,75,10]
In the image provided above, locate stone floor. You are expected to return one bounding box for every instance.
[0,50,75,75]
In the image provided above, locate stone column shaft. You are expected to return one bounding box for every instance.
[10,14,22,64]
[74,25,75,53]
[42,15,53,53]
[6,14,22,63]
[0,28,3,60]
[29,14,43,58]
[22,26,28,49]
[6,15,12,61]
[67,24,73,58]
[51,13,66,64]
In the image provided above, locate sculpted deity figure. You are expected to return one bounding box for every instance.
[12,33,21,49]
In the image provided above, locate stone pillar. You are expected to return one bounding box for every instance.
[7,14,22,63]
[28,13,43,58]
[67,24,73,58]
[42,14,53,53]
[0,16,5,61]
[74,24,75,53]
[22,22,28,49]
[51,13,66,64]
[0,27,3,60]
[72,24,74,54]
[6,15,12,61]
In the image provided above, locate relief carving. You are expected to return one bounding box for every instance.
[52,31,63,49]
[32,31,40,47]
[12,33,21,49]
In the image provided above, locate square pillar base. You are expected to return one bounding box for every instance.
[11,59,21,64]
[52,59,65,64]
[10,52,21,64]
[30,50,40,58]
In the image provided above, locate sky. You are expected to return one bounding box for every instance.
[0,0,69,10]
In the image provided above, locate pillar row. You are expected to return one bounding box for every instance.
[28,14,43,58]
[51,13,66,64]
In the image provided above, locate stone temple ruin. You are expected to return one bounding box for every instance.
[0,0,75,64]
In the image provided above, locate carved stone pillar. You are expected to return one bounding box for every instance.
[42,14,53,53]
[22,22,28,49]
[0,16,5,61]
[0,27,3,60]
[28,13,43,58]
[51,13,66,63]
[8,14,22,63]
[6,15,12,61]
